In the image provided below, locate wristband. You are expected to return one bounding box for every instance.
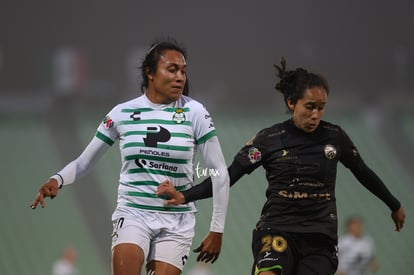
[53,173,64,189]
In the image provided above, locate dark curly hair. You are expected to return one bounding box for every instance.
[140,38,189,96]
[274,58,329,112]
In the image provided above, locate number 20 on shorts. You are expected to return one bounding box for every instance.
[260,235,288,253]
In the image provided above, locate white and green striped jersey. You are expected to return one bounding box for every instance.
[96,94,218,214]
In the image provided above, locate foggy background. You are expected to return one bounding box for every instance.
[1,1,413,274]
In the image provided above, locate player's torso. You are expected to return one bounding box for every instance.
[263,121,342,198]
[117,107,195,172]
[113,101,197,212]
[258,121,344,237]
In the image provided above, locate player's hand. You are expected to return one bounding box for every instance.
[156,180,185,205]
[391,206,406,232]
[193,231,222,264]
[30,178,59,209]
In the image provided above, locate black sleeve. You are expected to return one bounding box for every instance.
[349,157,401,211]
[182,160,247,203]
[338,127,401,211]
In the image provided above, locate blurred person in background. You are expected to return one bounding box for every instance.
[30,38,230,275]
[52,245,80,275]
[337,216,378,275]
[157,58,406,275]
[187,262,215,275]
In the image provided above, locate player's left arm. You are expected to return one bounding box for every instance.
[339,129,405,231]
[347,158,405,231]
[195,136,229,263]
[199,136,230,233]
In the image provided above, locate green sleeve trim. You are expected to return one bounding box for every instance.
[95,131,115,146]
[196,130,217,145]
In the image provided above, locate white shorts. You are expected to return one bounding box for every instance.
[111,210,196,270]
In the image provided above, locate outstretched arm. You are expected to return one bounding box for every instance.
[350,158,406,231]
[157,160,246,205]
[30,136,110,209]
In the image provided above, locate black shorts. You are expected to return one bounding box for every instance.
[251,227,338,275]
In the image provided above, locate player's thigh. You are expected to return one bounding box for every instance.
[111,215,153,274]
[252,227,295,275]
[112,243,145,275]
[111,216,152,259]
[296,253,338,275]
[146,260,181,275]
[148,213,195,271]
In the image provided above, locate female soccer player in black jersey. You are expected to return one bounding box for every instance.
[157,58,406,275]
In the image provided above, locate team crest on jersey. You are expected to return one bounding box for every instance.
[103,115,114,129]
[248,147,262,163]
[324,144,337,160]
[172,108,186,124]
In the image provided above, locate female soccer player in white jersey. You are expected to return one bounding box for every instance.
[30,38,230,275]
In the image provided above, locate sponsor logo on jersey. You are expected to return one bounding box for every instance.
[144,126,171,147]
[278,190,332,200]
[172,108,186,124]
[248,147,262,163]
[130,111,141,121]
[135,159,178,172]
[276,149,298,161]
[324,144,337,159]
[103,115,114,129]
[139,149,170,157]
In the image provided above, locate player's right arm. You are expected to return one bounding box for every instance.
[30,136,111,209]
